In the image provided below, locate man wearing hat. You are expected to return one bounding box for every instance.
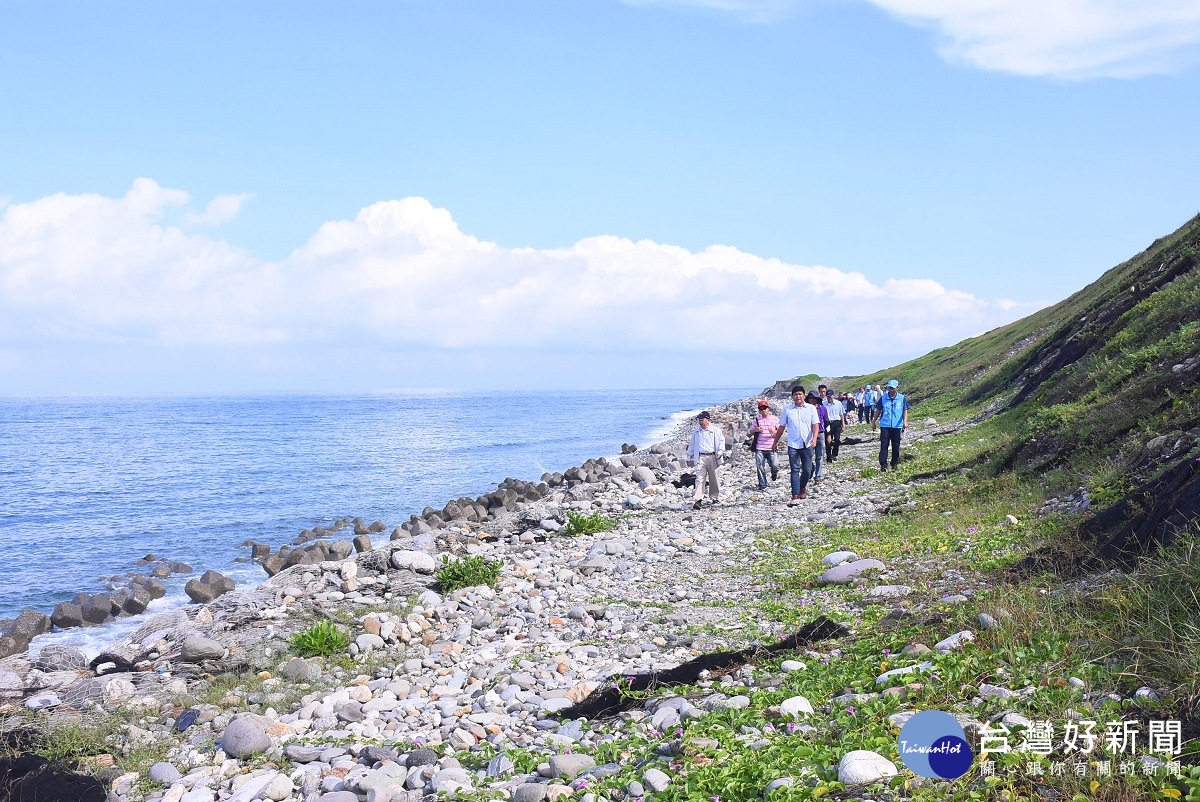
[878,379,909,471]
[749,400,780,490]
[686,411,726,509]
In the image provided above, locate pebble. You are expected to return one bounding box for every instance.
[642,768,671,792]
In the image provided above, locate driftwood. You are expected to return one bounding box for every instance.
[559,616,848,720]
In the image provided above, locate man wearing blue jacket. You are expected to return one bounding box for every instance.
[877,379,909,471]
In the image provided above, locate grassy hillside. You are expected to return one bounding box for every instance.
[836,212,1200,561]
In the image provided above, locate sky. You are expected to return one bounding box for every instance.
[2,0,1199,393]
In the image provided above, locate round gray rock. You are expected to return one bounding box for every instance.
[149,762,181,783]
[221,717,271,758]
[180,637,225,662]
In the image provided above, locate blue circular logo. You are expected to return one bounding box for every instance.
[897,711,974,778]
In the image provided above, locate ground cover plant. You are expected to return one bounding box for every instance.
[562,510,618,537]
[435,554,503,591]
[287,619,350,657]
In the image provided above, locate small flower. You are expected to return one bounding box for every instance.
[845,705,856,715]
[787,722,797,733]
[711,796,722,802]
[967,527,977,533]
[882,649,891,656]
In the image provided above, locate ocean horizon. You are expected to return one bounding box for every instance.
[0,387,756,653]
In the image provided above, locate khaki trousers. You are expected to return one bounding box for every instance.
[694,453,720,500]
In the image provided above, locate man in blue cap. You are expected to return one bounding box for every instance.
[877,379,909,471]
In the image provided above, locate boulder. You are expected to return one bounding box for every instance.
[144,578,167,599]
[221,717,272,758]
[821,550,859,567]
[353,534,372,553]
[328,540,354,560]
[819,559,886,585]
[180,637,225,662]
[548,754,595,780]
[631,466,656,484]
[51,602,84,630]
[281,657,320,681]
[391,550,437,574]
[122,587,153,616]
[262,554,286,576]
[837,750,898,785]
[78,595,111,625]
[5,609,51,643]
[185,570,235,604]
[779,695,814,718]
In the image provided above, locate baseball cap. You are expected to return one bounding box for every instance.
[757,401,770,408]
[698,411,711,419]
[887,379,899,388]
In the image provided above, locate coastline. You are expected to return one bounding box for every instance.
[0,393,976,802]
[3,388,758,663]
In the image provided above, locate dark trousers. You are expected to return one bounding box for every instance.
[880,427,902,469]
[827,420,843,460]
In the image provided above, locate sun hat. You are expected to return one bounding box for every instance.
[887,379,899,388]
[865,384,871,389]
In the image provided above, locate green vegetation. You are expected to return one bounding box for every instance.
[287,619,350,657]
[435,554,503,591]
[561,510,618,536]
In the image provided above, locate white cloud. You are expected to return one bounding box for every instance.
[869,0,1200,78]
[186,192,255,226]
[624,0,1200,78]
[0,179,1039,375]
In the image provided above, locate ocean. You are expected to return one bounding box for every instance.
[0,388,754,654]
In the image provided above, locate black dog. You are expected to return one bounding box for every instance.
[671,472,696,489]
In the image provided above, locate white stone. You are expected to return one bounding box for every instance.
[821,551,858,566]
[933,630,975,653]
[837,750,898,785]
[867,585,912,599]
[779,695,813,718]
[390,550,437,574]
[875,661,933,685]
[780,660,806,672]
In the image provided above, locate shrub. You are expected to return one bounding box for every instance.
[436,554,503,592]
[561,510,616,536]
[859,467,879,479]
[288,619,350,657]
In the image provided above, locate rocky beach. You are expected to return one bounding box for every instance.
[0,388,1017,802]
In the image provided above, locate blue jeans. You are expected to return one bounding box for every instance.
[880,427,902,469]
[754,449,777,488]
[787,446,814,496]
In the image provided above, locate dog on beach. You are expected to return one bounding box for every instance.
[672,473,696,489]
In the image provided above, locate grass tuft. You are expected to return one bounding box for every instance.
[287,619,350,657]
[436,554,502,592]
[561,510,617,536]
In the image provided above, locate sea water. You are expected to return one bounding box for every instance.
[0,388,753,655]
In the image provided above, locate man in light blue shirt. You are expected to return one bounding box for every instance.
[878,379,909,471]
[771,386,820,503]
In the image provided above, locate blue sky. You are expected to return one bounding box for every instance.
[2,0,1199,393]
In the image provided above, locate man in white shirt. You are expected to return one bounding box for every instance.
[823,390,845,462]
[771,386,820,503]
[685,411,726,510]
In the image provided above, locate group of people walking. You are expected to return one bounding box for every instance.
[684,379,909,509]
